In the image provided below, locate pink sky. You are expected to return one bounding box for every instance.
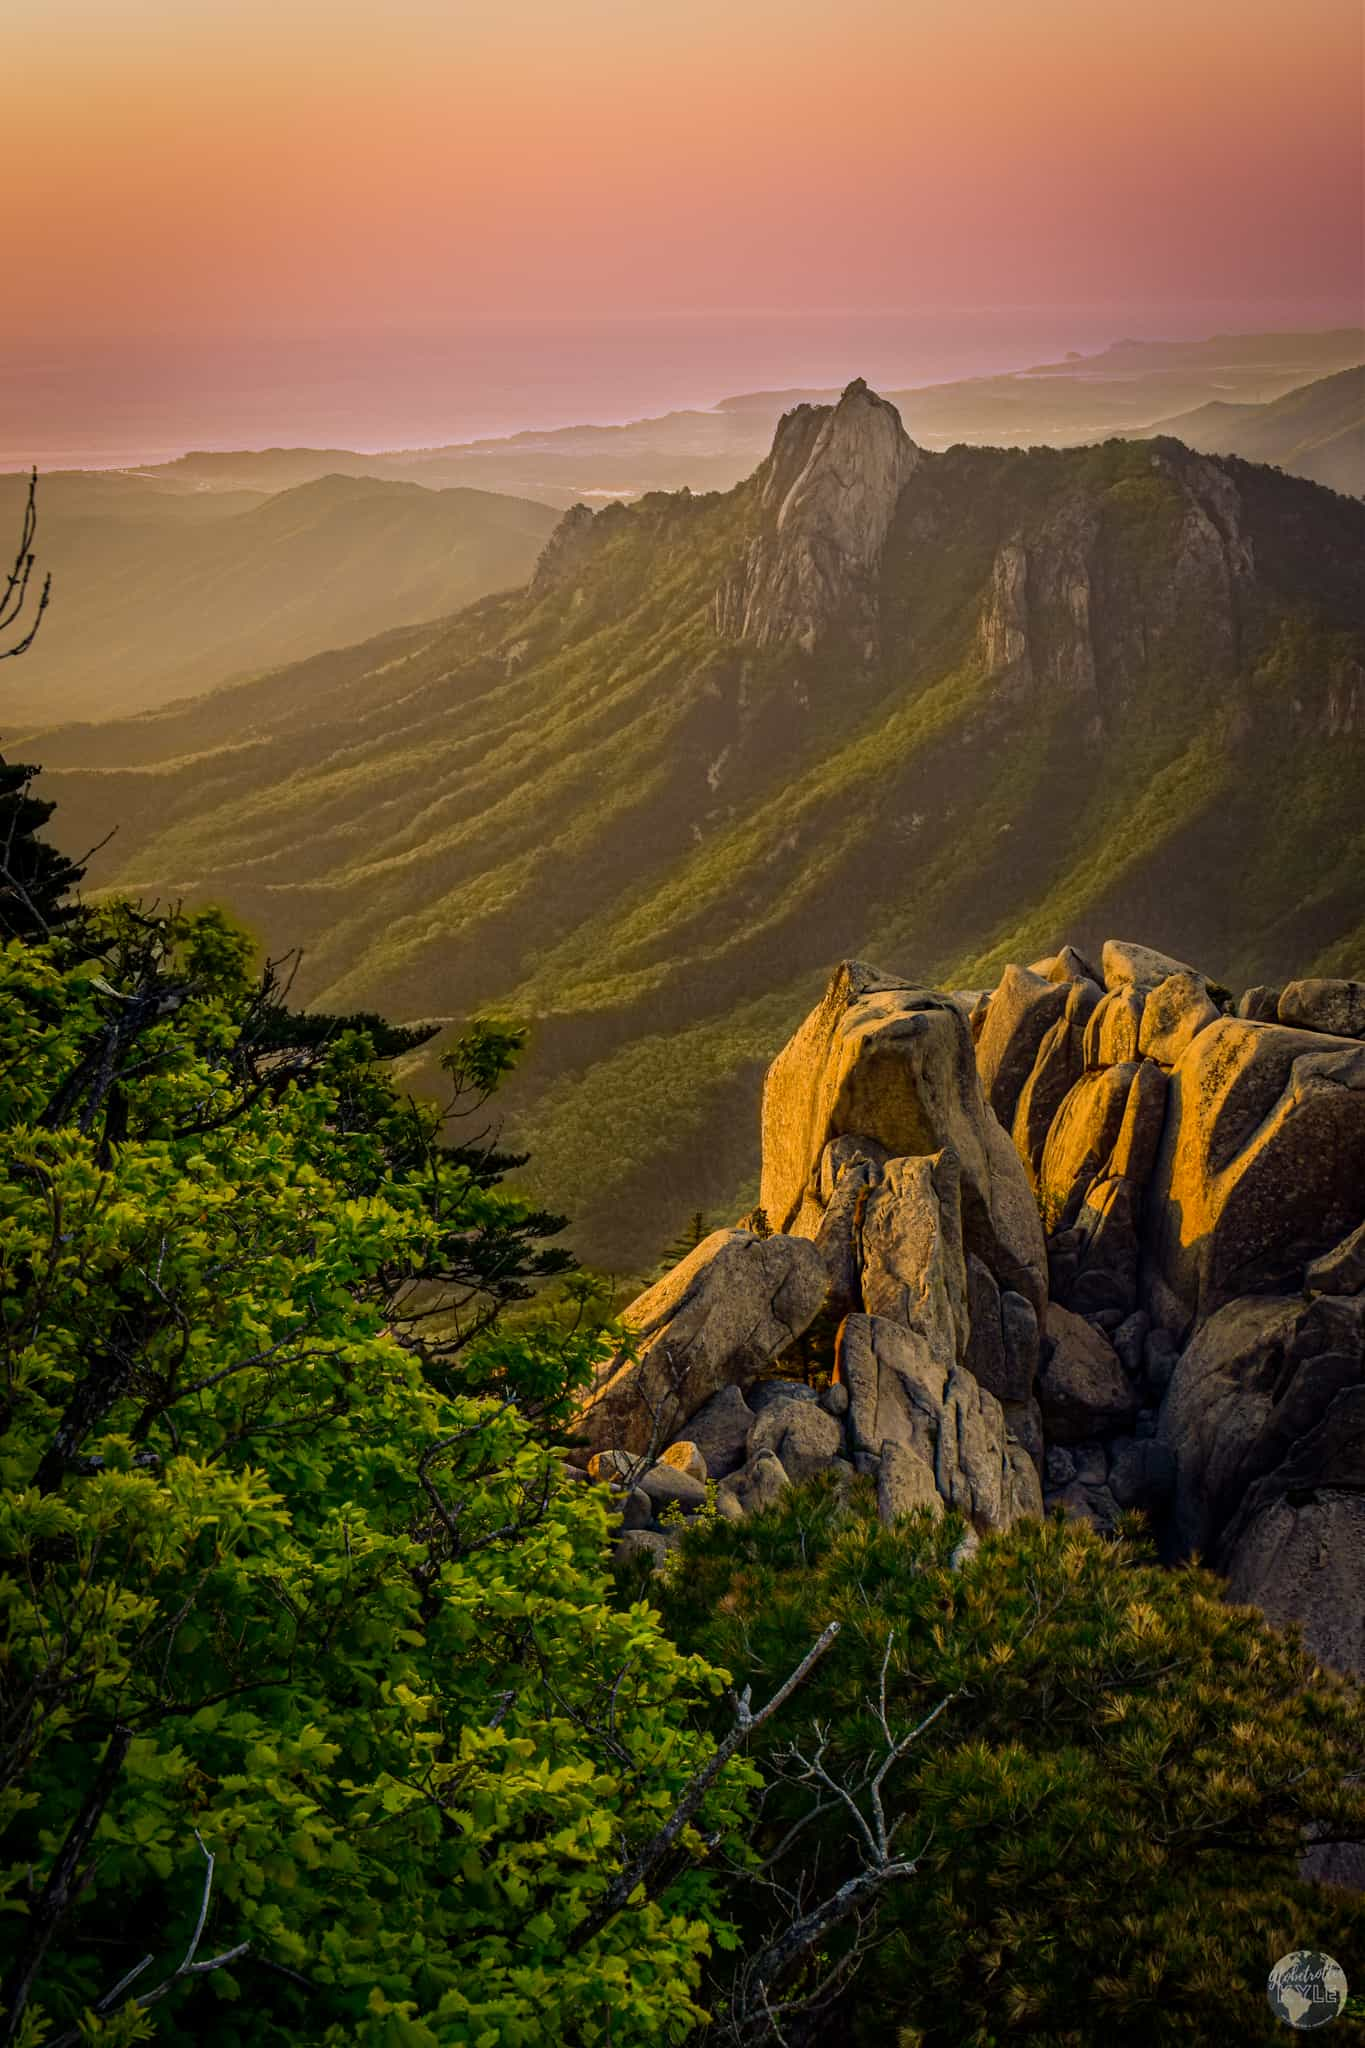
[13,0,1364,340]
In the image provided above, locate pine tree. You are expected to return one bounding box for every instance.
[662,1207,708,1270]
[0,757,86,941]
[661,1483,1365,2047]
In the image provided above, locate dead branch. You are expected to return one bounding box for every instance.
[0,1725,132,2046]
[719,1633,961,2045]
[0,470,51,659]
[46,1831,249,2047]
[570,1620,843,1955]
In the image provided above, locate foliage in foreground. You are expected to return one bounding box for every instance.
[0,908,751,2048]
[4,903,1365,2048]
[657,1483,1365,2048]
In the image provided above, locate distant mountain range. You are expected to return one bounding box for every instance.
[7,330,1359,725]
[0,471,558,722]
[124,329,1365,506]
[36,382,1365,1275]
[1130,363,1364,497]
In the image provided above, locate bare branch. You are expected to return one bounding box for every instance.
[570,1621,842,1955]
[46,1831,250,2048]
[0,470,51,659]
[719,1649,962,2044]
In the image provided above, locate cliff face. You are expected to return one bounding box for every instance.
[714,378,920,657]
[972,444,1256,718]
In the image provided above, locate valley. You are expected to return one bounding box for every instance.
[33,378,1365,1275]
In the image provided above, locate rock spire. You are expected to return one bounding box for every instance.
[715,378,920,657]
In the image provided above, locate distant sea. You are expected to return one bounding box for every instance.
[1,301,1352,472]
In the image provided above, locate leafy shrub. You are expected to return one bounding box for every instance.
[0,908,752,2048]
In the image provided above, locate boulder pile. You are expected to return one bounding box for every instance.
[574,962,1049,1566]
[572,949,1365,1699]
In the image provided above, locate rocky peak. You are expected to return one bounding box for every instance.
[716,378,920,657]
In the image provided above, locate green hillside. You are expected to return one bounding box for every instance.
[35,400,1365,1273]
[0,469,558,722]
[1135,362,1364,495]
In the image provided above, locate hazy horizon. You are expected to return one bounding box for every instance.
[6,301,1363,473]
[9,0,1360,469]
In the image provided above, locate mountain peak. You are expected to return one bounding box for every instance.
[718,379,920,655]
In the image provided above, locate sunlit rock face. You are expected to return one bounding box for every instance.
[1143,1017,1365,1336]
[575,936,1365,1742]
[973,939,1365,1698]
[714,378,920,656]
[758,960,1046,1314]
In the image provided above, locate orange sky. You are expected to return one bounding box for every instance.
[12,0,1364,339]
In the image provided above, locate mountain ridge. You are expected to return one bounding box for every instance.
[37,387,1365,1270]
[0,469,559,722]
[1128,362,1364,496]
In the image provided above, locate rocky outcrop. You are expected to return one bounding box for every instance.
[858,1152,967,1371]
[1137,971,1222,1067]
[586,931,1364,1723]
[961,932,1364,1695]
[1307,1219,1365,1297]
[972,442,1256,718]
[714,380,919,658]
[1102,938,1199,993]
[834,1313,1041,1533]
[577,960,1046,1550]
[1039,1304,1139,1443]
[759,961,1046,1311]
[683,1384,755,1479]
[577,1228,828,1456]
[1224,1494,1365,1698]
[1144,1019,1365,1334]
[1155,1290,1365,1721]
[978,542,1030,687]
[975,963,1073,1132]
[1278,978,1365,1039]
[743,1386,839,1472]
[1084,989,1144,1066]
[1038,1062,1138,1233]
[1158,1293,1365,1555]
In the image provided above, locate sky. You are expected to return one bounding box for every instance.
[12,0,1364,343]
